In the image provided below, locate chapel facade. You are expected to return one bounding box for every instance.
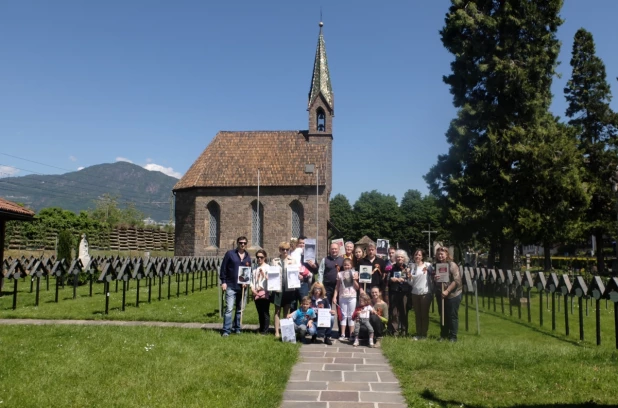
[173,22,334,258]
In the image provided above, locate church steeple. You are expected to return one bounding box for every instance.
[308,21,334,135]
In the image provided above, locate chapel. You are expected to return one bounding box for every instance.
[173,22,334,258]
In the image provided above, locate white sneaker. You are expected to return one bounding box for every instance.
[369,339,374,348]
[338,336,347,342]
[353,339,359,347]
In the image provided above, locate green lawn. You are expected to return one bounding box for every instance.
[0,325,298,408]
[384,292,618,407]
[0,275,261,325]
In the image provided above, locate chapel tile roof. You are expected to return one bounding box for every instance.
[0,197,35,218]
[173,131,329,190]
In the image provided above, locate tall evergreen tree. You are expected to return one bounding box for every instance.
[426,0,564,270]
[564,28,618,274]
[329,194,354,241]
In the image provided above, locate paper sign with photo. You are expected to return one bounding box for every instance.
[304,239,316,263]
[359,265,372,283]
[317,308,331,328]
[280,318,296,343]
[341,270,354,288]
[435,263,450,283]
[267,265,282,291]
[331,238,344,256]
[286,264,301,289]
[393,270,402,279]
[376,239,389,256]
[237,266,252,285]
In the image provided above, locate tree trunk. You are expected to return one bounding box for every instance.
[488,240,497,268]
[499,236,515,271]
[594,230,605,275]
[543,241,552,272]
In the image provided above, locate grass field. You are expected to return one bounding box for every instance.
[0,275,261,325]
[0,325,298,408]
[383,291,618,407]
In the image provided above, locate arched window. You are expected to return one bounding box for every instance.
[290,200,304,238]
[316,107,326,132]
[207,201,220,248]
[251,200,264,247]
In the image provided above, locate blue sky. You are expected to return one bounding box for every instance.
[1,0,618,206]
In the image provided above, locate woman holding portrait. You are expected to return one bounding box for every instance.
[388,249,411,336]
[434,246,462,342]
[271,241,299,338]
[251,249,270,335]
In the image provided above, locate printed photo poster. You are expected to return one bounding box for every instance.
[237,266,252,285]
[341,270,354,288]
[286,264,301,289]
[376,239,389,257]
[331,238,345,256]
[435,263,450,283]
[280,318,297,343]
[359,265,372,283]
[304,239,317,263]
[267,265,282,292]
[317,308,331,328]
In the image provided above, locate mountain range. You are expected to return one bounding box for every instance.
[0,162,179,222]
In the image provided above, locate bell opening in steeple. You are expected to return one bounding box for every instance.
[316,107,326,132]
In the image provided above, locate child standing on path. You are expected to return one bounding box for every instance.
[333,258,359,341]
[288,296,316,343]
[352,293,375,348]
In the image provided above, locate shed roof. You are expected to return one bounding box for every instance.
[0,198,35,221]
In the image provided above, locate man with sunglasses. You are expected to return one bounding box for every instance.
[220,236,252,337]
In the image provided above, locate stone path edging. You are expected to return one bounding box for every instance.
[0,318,256,330]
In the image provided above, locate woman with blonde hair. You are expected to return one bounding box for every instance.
[271,241,299,338]
[309,281,334,345]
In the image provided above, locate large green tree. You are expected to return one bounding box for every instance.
[426,0,564,270]
[352,191,404,244]
[329,194,354,241]
[399,190,444,255]
[564,28,618,274]
[515,117,589,271]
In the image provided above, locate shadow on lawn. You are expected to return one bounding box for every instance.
[421,389,607,407]
[480,309,585,347]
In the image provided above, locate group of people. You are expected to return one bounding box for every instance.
[219,236,463,345]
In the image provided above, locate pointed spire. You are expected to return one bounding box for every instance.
[308,21,334,112]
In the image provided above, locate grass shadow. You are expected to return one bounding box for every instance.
[478,308,585,347]
[420,389,607,408]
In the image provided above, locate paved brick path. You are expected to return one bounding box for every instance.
[281,340,406,408]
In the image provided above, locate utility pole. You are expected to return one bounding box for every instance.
[422,224,437,259]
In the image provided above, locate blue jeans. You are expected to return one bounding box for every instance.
[222,288,243,334]
[314,315,334,338]
[294,323,317,337]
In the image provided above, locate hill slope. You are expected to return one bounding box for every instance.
[0,162,178,221]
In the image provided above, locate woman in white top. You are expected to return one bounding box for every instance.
[410,249,433,340]
[251,249,270,335]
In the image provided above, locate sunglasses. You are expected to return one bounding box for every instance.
[238,242,247,245]
[256,256,265,259]
[279,248,289,251]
